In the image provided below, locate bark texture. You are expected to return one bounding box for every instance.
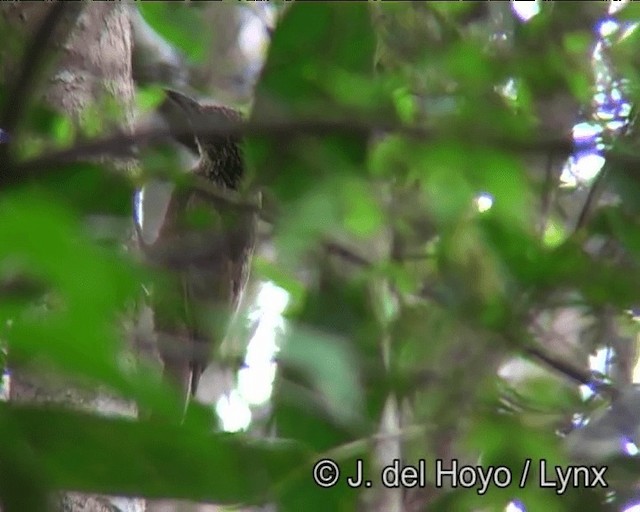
[1,4,140,512]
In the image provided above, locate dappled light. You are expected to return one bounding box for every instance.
[3,2,640,512]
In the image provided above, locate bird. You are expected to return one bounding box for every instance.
[137,89,256,410]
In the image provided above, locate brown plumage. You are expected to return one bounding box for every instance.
[148,90,255,407]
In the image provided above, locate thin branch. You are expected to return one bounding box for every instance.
[573,166,608,233]
[11,119,373,179]
[323,241,439,267]
[153,175,270,223]
[323,241,373,267]
[320,424,427,461]
[10,117,576,186]
[523,345,617,397]
[538,152,557,237]
[396,251,436,261]
[190,175,262,214]
[321,238,614,399]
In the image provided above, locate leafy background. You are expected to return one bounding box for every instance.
[1,2,640,512]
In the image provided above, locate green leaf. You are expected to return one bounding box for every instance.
[32,163,134,216]
[254,3,375,115]
[247,3,379,198]
[280,326,364,425]
[275,178,341,262]
[135,85,167,114]
[0,192,143,399]
[0,403,308,503]
[137,4,210,63]
[340,178,384,237]
[392,87,417,124]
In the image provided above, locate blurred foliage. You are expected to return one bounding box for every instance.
[3,2,640,512]
[137,4,212,64]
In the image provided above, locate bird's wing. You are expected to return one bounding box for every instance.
[181,193,256,394]
[150,185,256,399]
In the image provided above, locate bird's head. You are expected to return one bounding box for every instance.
[165,89,244,190]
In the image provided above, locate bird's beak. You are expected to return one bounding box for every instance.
[163,89,203,153]
[164,89,201,118]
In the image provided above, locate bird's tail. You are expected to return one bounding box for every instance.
[189,361,204,397]
[157,331,195,414]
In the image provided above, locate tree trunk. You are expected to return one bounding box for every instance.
[0,4,142,511]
